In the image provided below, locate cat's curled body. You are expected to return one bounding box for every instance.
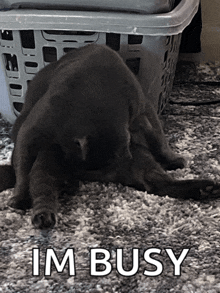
[0,44,219,229]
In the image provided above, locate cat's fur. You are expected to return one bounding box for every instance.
[0,44,219,229]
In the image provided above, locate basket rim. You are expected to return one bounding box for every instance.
[0,0,199,36]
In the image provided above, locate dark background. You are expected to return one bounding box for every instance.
[175,0,202,53]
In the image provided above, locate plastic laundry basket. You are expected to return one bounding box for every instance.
[0,0,200,124]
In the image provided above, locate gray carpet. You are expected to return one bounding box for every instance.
[0,63,220,292]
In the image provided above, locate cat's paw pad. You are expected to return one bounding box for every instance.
[32,211,56,229]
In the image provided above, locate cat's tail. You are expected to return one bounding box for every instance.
[0,165,16,192]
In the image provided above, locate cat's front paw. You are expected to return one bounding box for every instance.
[32,211,56,229]
[8,195,32,210]
[163,156,186,171]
